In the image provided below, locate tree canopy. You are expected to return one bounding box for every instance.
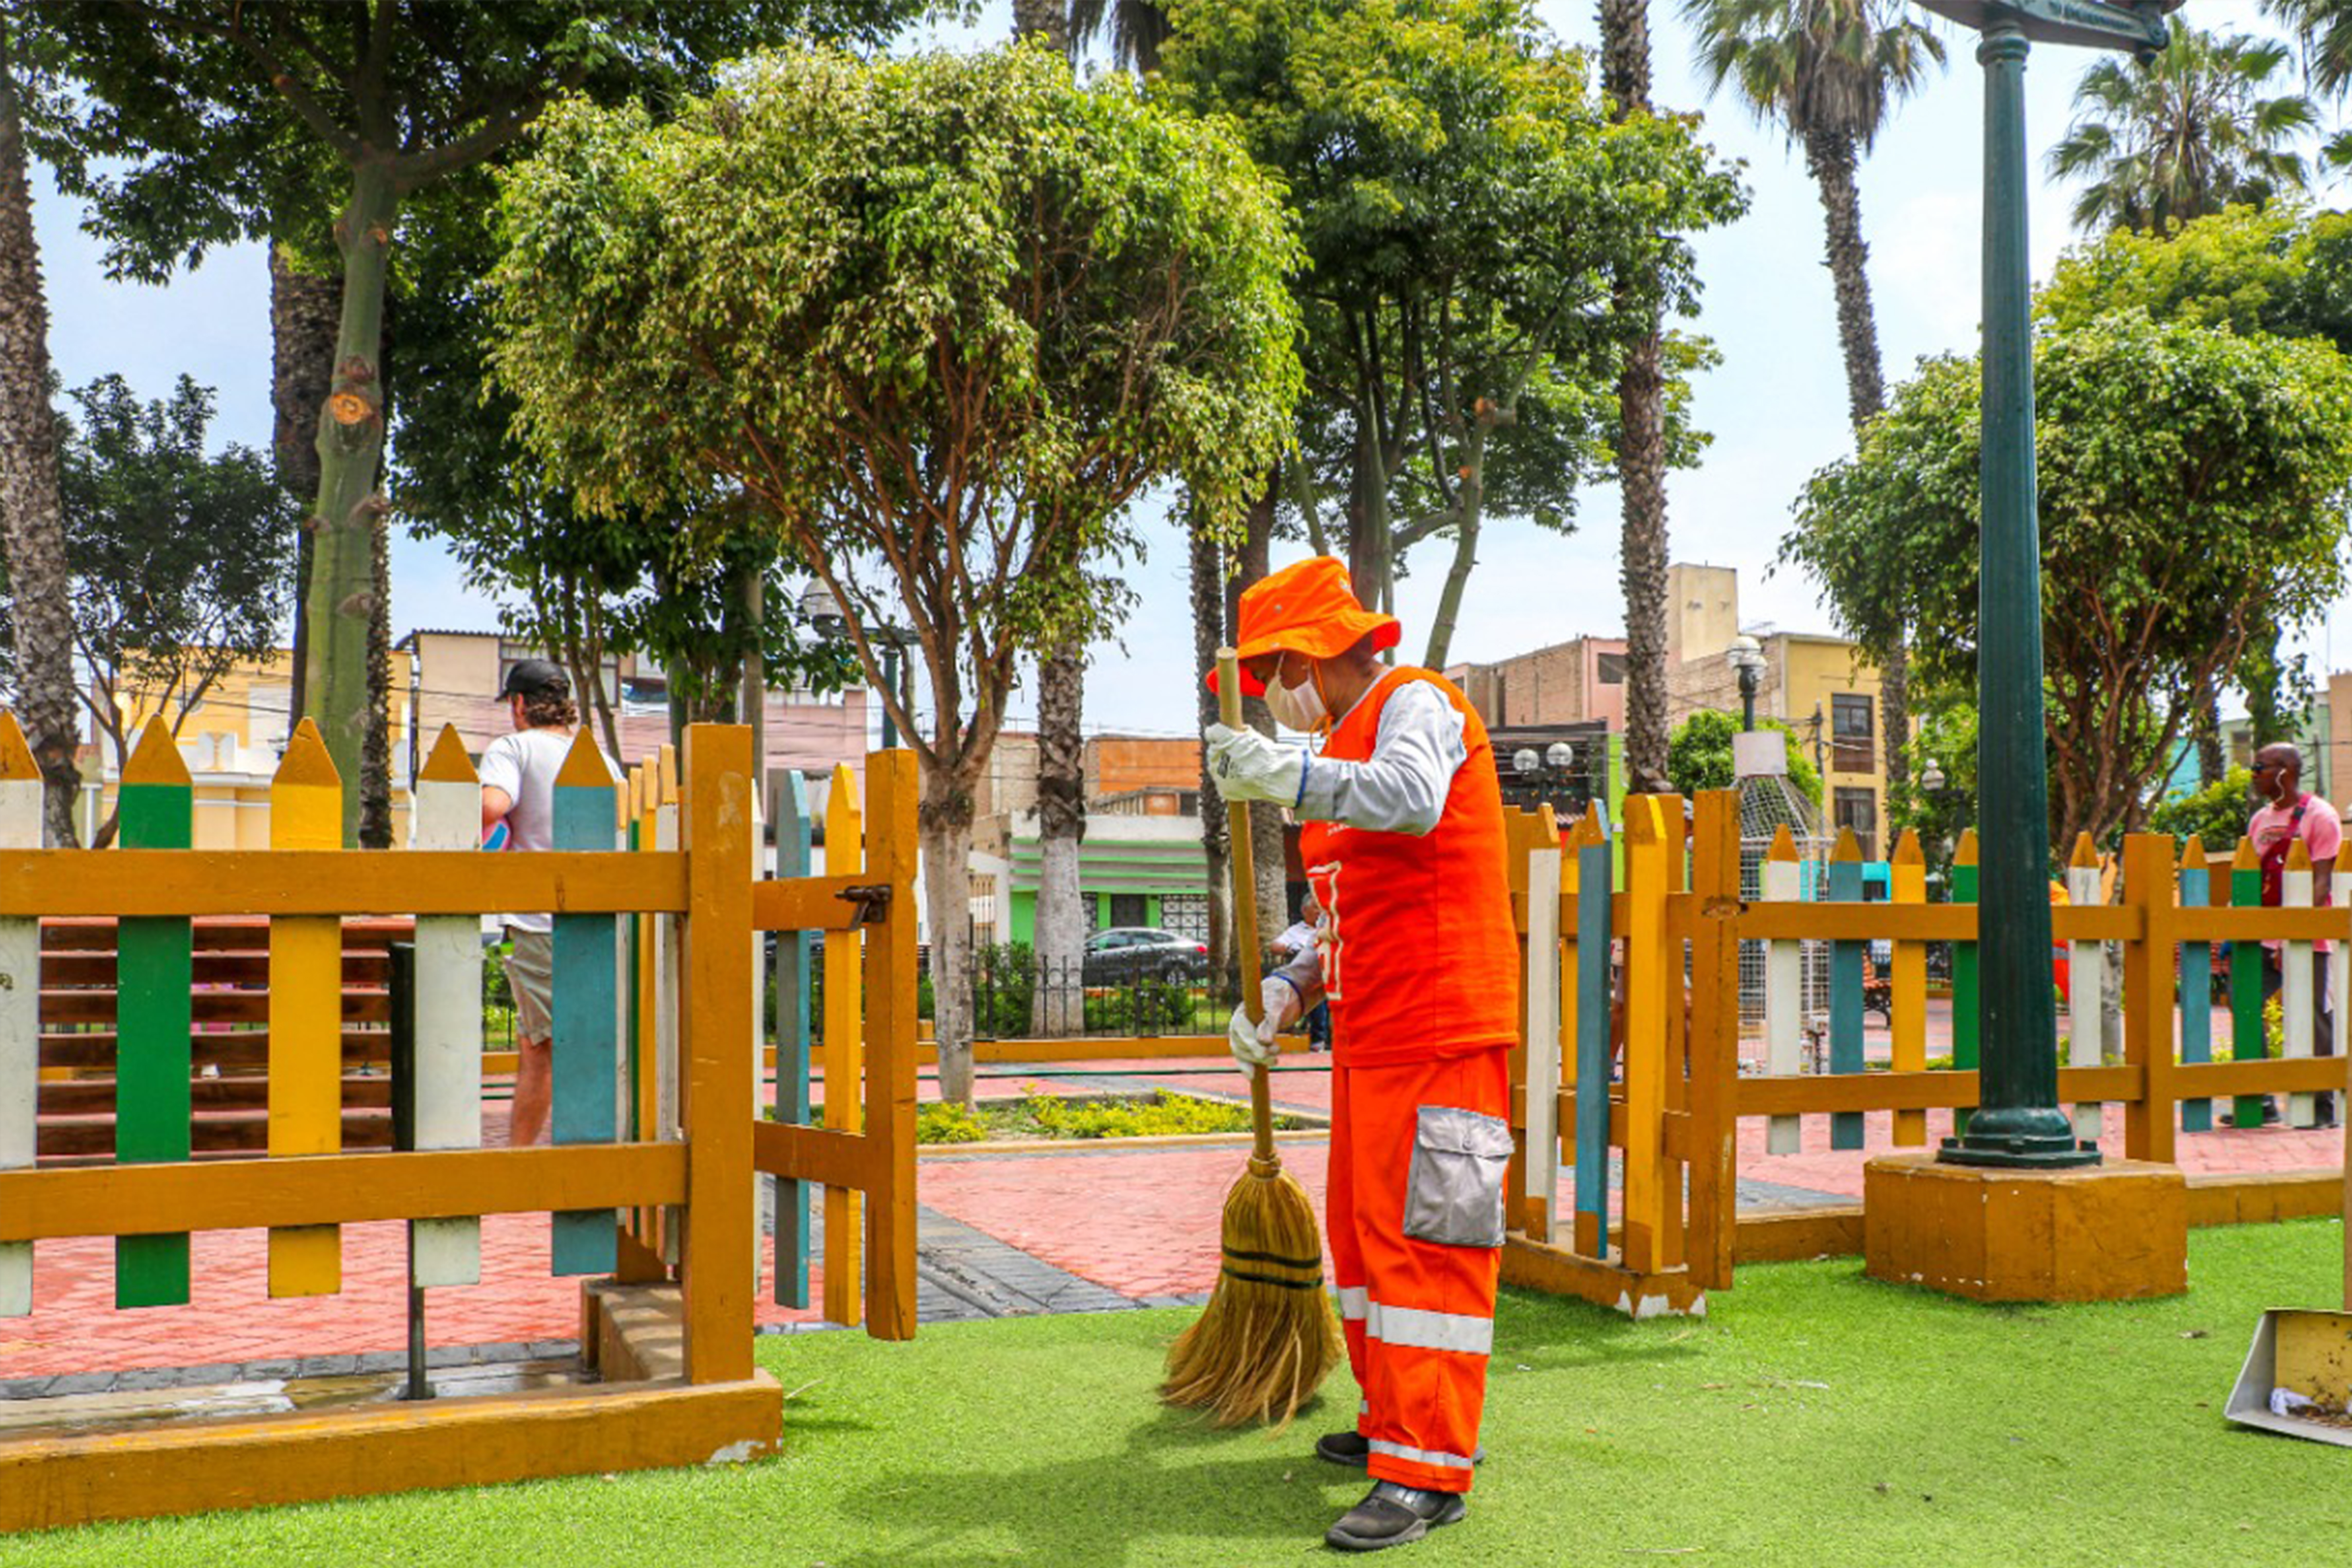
[0,375,295,843]
[1666,708,1822,804]
[2048,26,2314,238]
[1155,0,1746,666]
[33,0,927,841]
[1783,309,2352,851]
[486,44,1303,1100]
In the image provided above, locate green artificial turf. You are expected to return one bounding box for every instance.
[9,1220,2349,1567]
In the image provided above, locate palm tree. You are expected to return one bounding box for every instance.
[2049,27,2315,239]
[2264,0,2352,94]
[1071,0,1169,72]
[1683,0,1942,790]
[1684,0,1941,429]
[1597,0,1677,794]
[0,15,79,845]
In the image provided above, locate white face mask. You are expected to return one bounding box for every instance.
[1264,663,1328,733]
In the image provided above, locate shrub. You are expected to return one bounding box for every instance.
[916,1102,989,1144]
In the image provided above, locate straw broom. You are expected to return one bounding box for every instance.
[1160,649,1344,1428]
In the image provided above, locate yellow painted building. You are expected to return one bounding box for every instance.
[83,649,414,848]
[1665,563,1896,859]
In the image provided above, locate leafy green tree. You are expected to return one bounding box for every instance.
[2049,27,2315,239]
[2040,202,2352,767]
[2041,201,2352,358]
[388,172,853,760]
[1784,311,2352,852]
[1157,0,1745,669]
[0,376,296,846]
[2148,766,2257,852]
[487,47,1302,1103]
[1666,708,1822,804]
[1886,695,1975,882]
[38,0,922,843]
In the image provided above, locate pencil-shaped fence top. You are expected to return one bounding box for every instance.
[1954,827,1978,868]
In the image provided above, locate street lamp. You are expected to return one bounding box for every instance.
[1509,741,1583,812]
[1910,0,2177,1171]
[799,579,913,750]
[1725,635,1765,732]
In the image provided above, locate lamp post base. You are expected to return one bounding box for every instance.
[1936,1104,2101,1169]
[1866,1152,2184,1302]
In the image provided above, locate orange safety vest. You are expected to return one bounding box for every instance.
[1299,668,1519,1066]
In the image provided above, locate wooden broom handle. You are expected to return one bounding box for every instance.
[1216,649,1277,1165]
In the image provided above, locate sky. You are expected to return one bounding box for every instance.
[24,0,2335,747]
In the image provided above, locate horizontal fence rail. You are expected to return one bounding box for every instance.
[0,710,923,1532]
[1505,794,2352,1315]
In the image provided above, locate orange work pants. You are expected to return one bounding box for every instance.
[1327,1047,1509,1494]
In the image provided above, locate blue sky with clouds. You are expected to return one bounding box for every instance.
[26,0,2332,742]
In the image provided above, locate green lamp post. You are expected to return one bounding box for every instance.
[1912,0,2176,1169]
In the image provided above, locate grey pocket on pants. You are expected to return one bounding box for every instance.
[1402,1105,1513,1248]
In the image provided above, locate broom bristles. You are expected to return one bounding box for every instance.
[1160,1155,1344,1429]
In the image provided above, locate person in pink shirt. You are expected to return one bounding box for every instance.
[2248,742,2340,1128]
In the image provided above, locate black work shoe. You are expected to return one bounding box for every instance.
[1316,1430,1372,1467]
[1315,1430,1485,1470]
[1325,1481,1466,1552]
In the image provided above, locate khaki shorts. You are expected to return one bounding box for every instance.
[506,928,554,1043]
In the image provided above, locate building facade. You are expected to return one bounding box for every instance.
[1663,563,1892,859]
[87,648,416,848]
[396,629,869,789]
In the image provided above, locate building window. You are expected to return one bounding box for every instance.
[1834,787,1878,861]
[1109,893,1148,929]
[1595,652,1626,685]
[1161,894,1209,942]
[1831,693,1875,773]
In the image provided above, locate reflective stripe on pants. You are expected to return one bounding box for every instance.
[1327,1047,1508,1493]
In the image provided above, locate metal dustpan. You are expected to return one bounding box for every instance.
[2225,1309,2352,1445]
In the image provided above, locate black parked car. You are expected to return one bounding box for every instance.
[1081,927,1209,985]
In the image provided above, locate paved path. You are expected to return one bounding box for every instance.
[4,1049,2341,1393]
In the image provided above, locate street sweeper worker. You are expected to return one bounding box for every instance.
[1204,555,1517,1554]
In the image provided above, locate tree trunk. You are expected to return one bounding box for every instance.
[922,766,979,1106]
[1032,642,1087,1035]
[1803,127,1908,792]
[1011,0,1071,54]
[0,22,80,845]
[1422,440,1485,670]
[1347,399,1391,626]
[358,510,394,847]
[271,246,338,730]
[1616,327,1671,795]
[1235,486,1288,946]
[1189,511,1232,990]
[1804,128,1888,432]
[301,158,400,845]
[1599,0,1671,796]
[2193,686,2224,786]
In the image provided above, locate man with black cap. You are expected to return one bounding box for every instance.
[479,658,589,1146]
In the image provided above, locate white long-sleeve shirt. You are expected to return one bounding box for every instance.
[1295,680,1468,836]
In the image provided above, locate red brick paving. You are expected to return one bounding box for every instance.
[5,1047,2340,1381]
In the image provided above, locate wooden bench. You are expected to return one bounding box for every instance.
[35,916,416,1164]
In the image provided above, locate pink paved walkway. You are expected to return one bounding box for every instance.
[5,1050,2339,1382]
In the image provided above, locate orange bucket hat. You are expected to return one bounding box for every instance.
[1206,556,1402,695]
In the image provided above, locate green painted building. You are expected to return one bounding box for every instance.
[989,813,1212,944]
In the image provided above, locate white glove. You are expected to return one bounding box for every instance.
[1205,723,1306,807]
[1227,976,1302,1069]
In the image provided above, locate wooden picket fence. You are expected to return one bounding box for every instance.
[1505,791,2352,1318]
[0,712,918,1531]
